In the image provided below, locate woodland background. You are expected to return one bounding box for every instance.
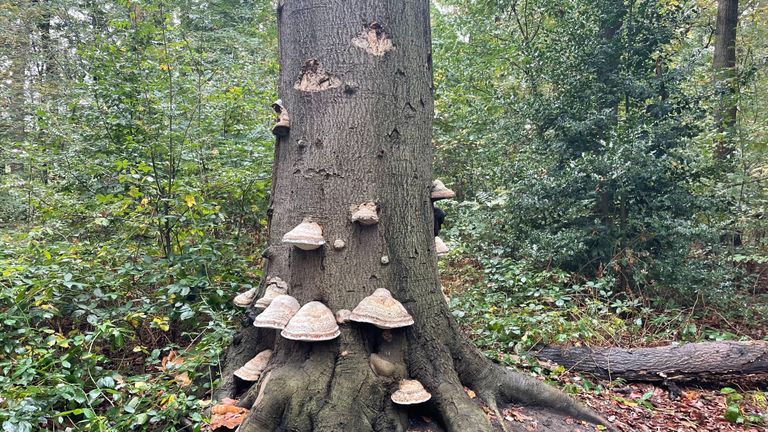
[0,0,766,430]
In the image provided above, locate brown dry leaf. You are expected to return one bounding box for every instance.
[682,390,699,401]
[464,387,477,399]
[503,407,532,423]
[210,410,248,430]
[161,350,184,371]
[174,371,192,387]
[212,403,248,415]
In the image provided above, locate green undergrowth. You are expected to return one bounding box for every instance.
[441,249,768,361]
[0,231,257,431]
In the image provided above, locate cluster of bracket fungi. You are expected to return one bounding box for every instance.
[227,104,460,410]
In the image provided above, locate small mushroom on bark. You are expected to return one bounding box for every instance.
[333,239,346,250]
[282,219,325,250]
[281,301,340,341]
[233,349,273,381]
[271,99,290,137]
[233,287,257,308]
[253,294,300,330]
[435,236,449,257]
[431,179,455,200]
[349,288,414,329]
[391,379,432,405]
[350,201,379,225]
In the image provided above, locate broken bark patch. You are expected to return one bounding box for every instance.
[352,22,393,56]
[294,59,341,92]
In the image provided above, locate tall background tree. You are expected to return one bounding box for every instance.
[713,0,739,160]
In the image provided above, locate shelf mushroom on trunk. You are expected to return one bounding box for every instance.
[254,277,289,309]
[282,219,325,250]
[391,379,432,405]
[281,301,340,341]
[350,201,379,225]
[434,236,449,257]
[233,287,258,308]
[349,288,414,329]
[234,349,273,382]
[430,179,455,201]
[253,294,300,330]
[271,99,290,137]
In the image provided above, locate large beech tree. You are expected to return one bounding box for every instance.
[216,0,611,430]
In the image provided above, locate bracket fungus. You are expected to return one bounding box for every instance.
[335,309,352,324]
[281,301,340,341]
[233,349,273,382]
[253,294,300,330]
[350,201,379,225]
[435,236,449,257]
[282,219,325,250]
[254,278,289,309]
[391,379,432,405]
[349,288,414,329]
[271,99,290,137]
[431,179,455,200]
[233,287,257,308]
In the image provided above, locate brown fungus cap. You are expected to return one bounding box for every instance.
[253,294,300,330]
[391,379,432,405]
[349,288,414,329]
[233,349,272,381]
[435,236,449,257]
[281,301,340,341]
[282,219,325,250]
[350,202,379,225]
[233,287,257,308]
[431,179,455,200]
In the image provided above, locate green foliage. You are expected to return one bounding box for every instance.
[432,0,768,309]
[720,387,765,426]
[446,255,628,353]
[0,0,277,429]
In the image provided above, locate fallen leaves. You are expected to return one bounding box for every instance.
[209,398,249,430]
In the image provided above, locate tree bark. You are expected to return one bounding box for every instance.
[216,1,614,431]
[713,0,739,160]
[534,341,768,385]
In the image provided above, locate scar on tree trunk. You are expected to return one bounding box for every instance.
[214,0,616,431]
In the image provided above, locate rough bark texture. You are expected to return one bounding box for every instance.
[713,0,739,159]
[534,341,768,385]
[216,1,614,431]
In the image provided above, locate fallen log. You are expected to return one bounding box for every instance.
[532,341,768,385]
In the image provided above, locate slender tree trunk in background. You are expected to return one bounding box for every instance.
[713,0,739,160]
[216,1,612,431]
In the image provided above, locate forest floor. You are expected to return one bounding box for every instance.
[423,259,768,432]
[406,372,767,432]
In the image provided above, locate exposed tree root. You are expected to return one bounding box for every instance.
[455,341,617,431]
[224,299,616,432]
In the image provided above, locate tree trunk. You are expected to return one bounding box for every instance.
[713,0,739,160]
[216,1,613,431]
[534,341,768,385]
